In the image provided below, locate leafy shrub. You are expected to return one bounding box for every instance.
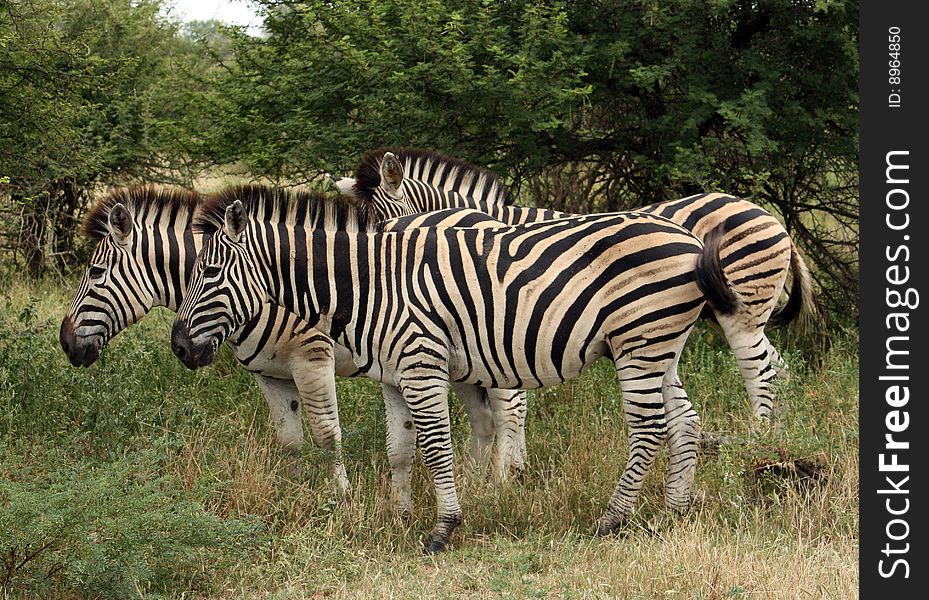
[0,450,264,597]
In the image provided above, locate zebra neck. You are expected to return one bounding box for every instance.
[399,183,568,225]
[155,223,203,313]
[259,228,372,350]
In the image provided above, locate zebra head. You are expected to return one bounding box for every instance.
[171,200,266,370]
[349,151,414,220]
[60,202,154,367]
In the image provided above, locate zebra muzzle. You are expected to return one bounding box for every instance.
[59,316,100,368]
[171,320,215,369]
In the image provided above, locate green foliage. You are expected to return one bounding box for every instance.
[0,286,268,597]
[0,450,261,596]
[0,0,215,276]
[207,0,592,180]
[1,0,859,319]
[206,0,858,321]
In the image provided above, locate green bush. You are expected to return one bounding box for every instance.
[0,450,263,597]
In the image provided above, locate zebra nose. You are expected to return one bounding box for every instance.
[171,320,195,368]
[59,316,99,367]
[59,317,74,357]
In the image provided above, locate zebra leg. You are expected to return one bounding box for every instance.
[290,356,350,496]
[398,371,461,553]
[661,358,700,514]
[764,336,791,417]
[717,315,780,419]
[593,351,671,536]
[516,392,528,467]
[452,383,495,469]
[486,388,527,482]
[253,374,305,480]
[767,338,790,381]
[381,384,417,515]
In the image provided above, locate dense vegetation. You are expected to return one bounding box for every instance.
[1,0,858,320]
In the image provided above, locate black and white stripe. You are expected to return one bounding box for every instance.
[638,192,815,417]
[59,187,352,491]
[343,148,815,418]
[172,189,739,552]
[60,186,522,503]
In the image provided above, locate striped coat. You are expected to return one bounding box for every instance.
[171,188,739,552]
[340,148,814,418]
[59,186,515,502]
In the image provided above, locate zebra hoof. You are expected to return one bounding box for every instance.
[591,515,624,537]
[421,514,462,553]
[422,531,451,554]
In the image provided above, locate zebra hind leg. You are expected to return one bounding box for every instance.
[486,388,527,483]
[767,338,790,380]
[452,383,496,470]
[717,315,780,420]
[593,350,671,536]
[661,358,700,515]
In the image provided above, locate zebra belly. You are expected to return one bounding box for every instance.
[332,343,361,377]
[448,338,610,389]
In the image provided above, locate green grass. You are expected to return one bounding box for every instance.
[1,277,858,598]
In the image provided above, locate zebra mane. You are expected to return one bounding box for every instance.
[351,147,511,208]
[193,184,368,236]
[82,186,202,241]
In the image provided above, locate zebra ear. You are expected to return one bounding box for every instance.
[224,200,247,242]
[380,152,404,194]
[108,203,133,244]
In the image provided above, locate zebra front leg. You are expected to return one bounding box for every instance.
[381,384,417,515]
[662,359,700,515]
[486,388,527,482]
[253,374,305,480]
[593,353,670,536]
[399,370,461,553]
[452,383,495,469]
[290,352,350,496]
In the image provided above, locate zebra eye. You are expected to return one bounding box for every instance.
[88,265,106,280]
[203,265,222,279]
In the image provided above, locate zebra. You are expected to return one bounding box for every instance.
[170,187,740,552]
[58,186,514,502]
[337,147,815,418]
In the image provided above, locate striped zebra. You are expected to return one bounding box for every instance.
[170,187,740,552]
[58,186,512,502]
[337,148,815,418]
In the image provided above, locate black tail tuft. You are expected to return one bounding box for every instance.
[768,239,816,328]
[695,224,740,316]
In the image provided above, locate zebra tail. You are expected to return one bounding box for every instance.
[695,224,740,316]
[768,238,817,328]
